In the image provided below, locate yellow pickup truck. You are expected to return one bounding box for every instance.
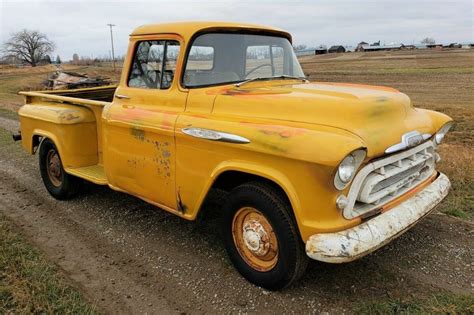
[16,21,453,290]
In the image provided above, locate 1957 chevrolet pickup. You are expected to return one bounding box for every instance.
[15,22,453,290]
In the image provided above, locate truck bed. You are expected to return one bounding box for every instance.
[18,85,117,184]
[19,85,116,104]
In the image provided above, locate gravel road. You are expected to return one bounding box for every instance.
[0,117,472,314]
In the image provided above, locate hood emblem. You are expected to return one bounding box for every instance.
[385,131,431,154]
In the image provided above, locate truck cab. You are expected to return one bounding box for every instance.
[17,22,452,290]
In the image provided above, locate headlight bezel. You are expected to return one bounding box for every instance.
[334,149,366,190]
[434,122,453,145]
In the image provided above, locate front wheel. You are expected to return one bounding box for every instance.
[39,138,79,200]
[222,182,308,290]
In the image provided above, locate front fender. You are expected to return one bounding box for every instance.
[193,160,301,218]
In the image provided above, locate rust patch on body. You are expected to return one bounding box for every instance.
[130,127,145,141]
[151,140,171,179]
[240,122,307,139]
[177,189,187,213]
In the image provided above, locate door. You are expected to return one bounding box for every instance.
[103,37,186,210]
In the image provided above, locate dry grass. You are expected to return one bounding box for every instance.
[0,63,121,109]
[300,49,474,218]
[0,213,96,314]
[355,293,474,314]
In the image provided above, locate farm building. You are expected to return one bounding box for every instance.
[356,41,369,51]
[446,43,462,48]
[315,45,328,55]
[427,44,443,50]
[461,43,474,49]
[356,41,369,52]
[414,44,428,49]
[359,43,404,52]
[328,45,345,53]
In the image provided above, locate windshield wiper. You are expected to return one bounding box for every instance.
[235,75,308,87]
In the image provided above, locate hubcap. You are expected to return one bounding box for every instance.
[232,207,278,272]
[46,149,62,187]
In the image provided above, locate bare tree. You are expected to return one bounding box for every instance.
[421,37,436,45]
[2,30,55,67]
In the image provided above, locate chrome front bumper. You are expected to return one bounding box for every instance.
[306,173,451,263]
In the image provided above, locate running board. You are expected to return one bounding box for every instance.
[66,165,107,185]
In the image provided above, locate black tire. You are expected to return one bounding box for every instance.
[39,138,79,200]
[222,181,308,290]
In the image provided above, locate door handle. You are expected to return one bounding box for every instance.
[115,94,130,100]
[122,104,135,109]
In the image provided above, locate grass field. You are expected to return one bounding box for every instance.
[0,129,96,313]
[0,217,95,314]
[0,63,121,109]
[355,293,474,314]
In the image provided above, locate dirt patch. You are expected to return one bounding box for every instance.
[0,116,19,133]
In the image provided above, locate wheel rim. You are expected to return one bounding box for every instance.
[232,207,279,272]
[46,149,62,187]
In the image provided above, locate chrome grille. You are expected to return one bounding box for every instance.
[343,141,436,219]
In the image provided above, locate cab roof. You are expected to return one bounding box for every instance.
[131,21,292,42]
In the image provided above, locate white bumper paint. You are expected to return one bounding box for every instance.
[306,173,451,263]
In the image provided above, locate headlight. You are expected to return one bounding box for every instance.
[334,149,366,190]
[338,155,356,183]
[435,122,453,145]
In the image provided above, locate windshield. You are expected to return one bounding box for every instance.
[183,32,305,87]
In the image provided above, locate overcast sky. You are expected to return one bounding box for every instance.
[1,0,473,60]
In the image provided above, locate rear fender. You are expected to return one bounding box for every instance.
[18,104,98,168]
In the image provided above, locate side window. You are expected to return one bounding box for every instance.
[128,40,180,89]
[162,42,180,89]
[128,41,164,89]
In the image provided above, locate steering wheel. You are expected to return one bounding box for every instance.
[245,63,273,78]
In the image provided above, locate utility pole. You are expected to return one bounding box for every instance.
[107,24,116,71]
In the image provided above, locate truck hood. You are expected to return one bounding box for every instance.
[212,81,440,158]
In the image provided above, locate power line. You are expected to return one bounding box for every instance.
[107,23,116,71]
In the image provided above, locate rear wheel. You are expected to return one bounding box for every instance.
[39,138,79,200]
[222,182,308,290]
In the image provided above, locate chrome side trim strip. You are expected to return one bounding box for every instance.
[114,94,130,99]
[182,127,250,144]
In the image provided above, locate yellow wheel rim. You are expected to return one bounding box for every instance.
[46,149,62,187]
[232,207,279,272]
